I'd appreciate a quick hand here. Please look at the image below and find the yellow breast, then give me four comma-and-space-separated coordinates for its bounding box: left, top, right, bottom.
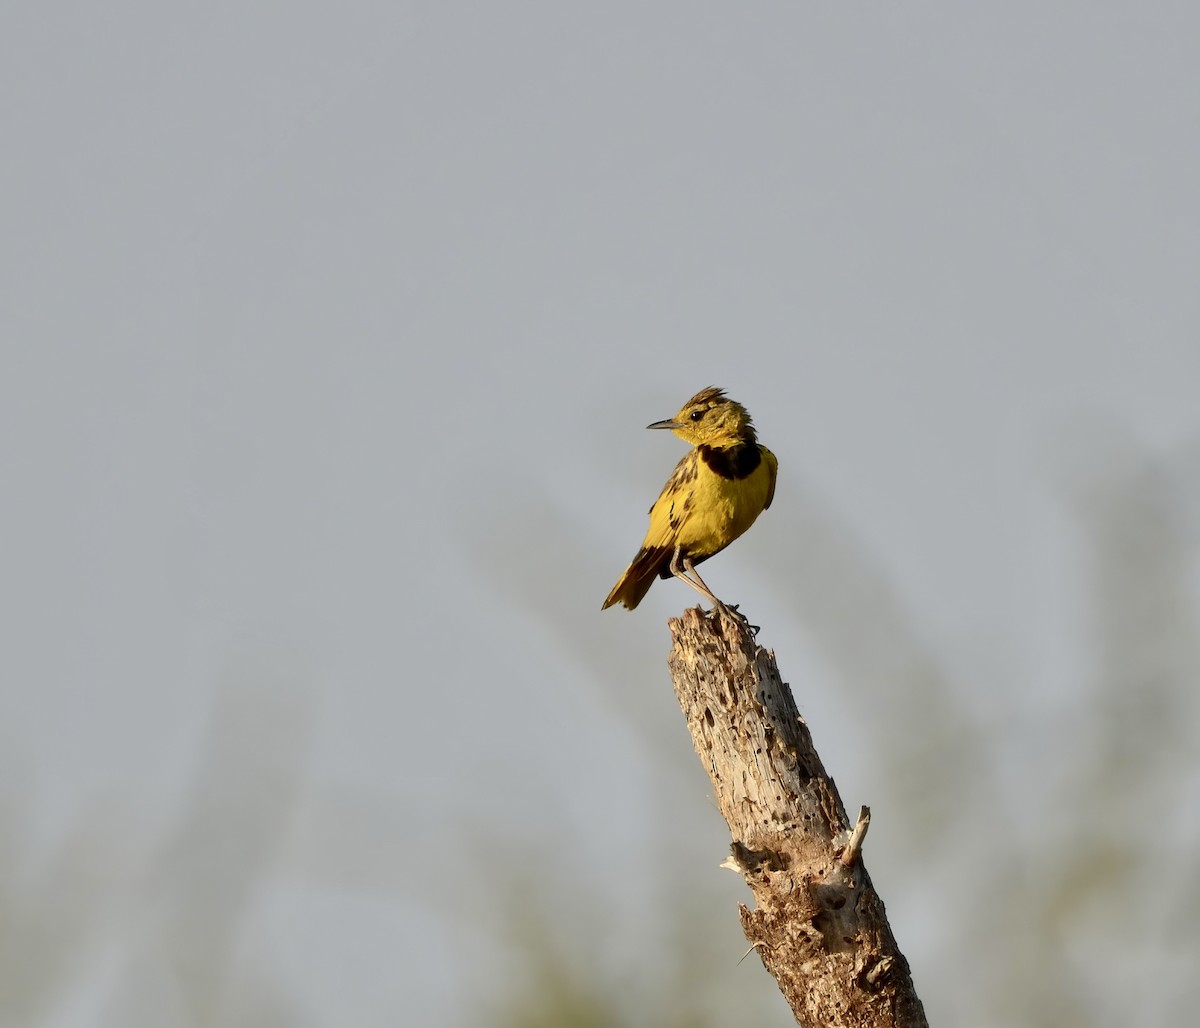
642, 444, 776, 561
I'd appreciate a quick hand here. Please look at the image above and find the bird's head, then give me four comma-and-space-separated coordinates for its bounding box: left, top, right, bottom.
648, 387, 756, 447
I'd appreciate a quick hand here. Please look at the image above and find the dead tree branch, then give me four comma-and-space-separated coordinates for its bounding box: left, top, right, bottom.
667, 607, 927, 1028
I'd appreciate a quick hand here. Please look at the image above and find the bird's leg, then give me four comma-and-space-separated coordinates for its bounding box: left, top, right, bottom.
668, 546, 720, 607
669, 547, 744, 622
681, 556, 726, 612
668, 548, 758, 631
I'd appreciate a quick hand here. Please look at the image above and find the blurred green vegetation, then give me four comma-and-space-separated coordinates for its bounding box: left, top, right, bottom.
3, 433, 1197, 1026
472, 431, 1200, 1028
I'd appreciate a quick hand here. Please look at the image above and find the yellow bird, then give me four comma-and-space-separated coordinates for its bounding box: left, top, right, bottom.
603, 387, 777, 612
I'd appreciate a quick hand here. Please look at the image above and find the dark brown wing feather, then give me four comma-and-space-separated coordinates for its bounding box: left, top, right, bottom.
601, 545, 673, 610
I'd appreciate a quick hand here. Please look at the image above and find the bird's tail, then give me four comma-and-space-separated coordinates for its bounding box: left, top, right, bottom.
602, 546, 672, 610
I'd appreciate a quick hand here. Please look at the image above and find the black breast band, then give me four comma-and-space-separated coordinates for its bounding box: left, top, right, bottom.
699, 443, 762, 480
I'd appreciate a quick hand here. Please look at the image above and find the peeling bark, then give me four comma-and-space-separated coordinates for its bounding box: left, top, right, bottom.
667, 607, 927, 1028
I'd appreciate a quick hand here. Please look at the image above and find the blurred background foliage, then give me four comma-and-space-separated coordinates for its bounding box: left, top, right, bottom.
6, 5, 1200, 1026
4, 431, 1196, 1027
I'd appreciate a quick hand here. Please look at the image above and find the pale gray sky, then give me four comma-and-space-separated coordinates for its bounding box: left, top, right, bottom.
4, 3, 1199, 1025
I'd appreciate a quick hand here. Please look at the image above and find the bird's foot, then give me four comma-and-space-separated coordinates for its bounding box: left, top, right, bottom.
710, 602, 760, 636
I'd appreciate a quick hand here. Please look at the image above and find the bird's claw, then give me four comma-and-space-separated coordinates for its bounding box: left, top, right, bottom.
710, 602, 760, 636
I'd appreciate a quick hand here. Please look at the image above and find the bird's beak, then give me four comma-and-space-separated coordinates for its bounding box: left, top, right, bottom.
646, 418, 682, 430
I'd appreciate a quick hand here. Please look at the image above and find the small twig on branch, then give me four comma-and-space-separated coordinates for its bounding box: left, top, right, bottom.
666, 607, 926, 1028
737, 939, 775, 967
841, 806, 872, 867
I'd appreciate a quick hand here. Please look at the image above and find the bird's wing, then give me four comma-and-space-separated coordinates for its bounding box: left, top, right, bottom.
761, 445, 778, 510
642, 450, 699, 546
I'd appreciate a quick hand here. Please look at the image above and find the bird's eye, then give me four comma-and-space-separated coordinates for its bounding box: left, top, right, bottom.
689, 409, 704, 421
